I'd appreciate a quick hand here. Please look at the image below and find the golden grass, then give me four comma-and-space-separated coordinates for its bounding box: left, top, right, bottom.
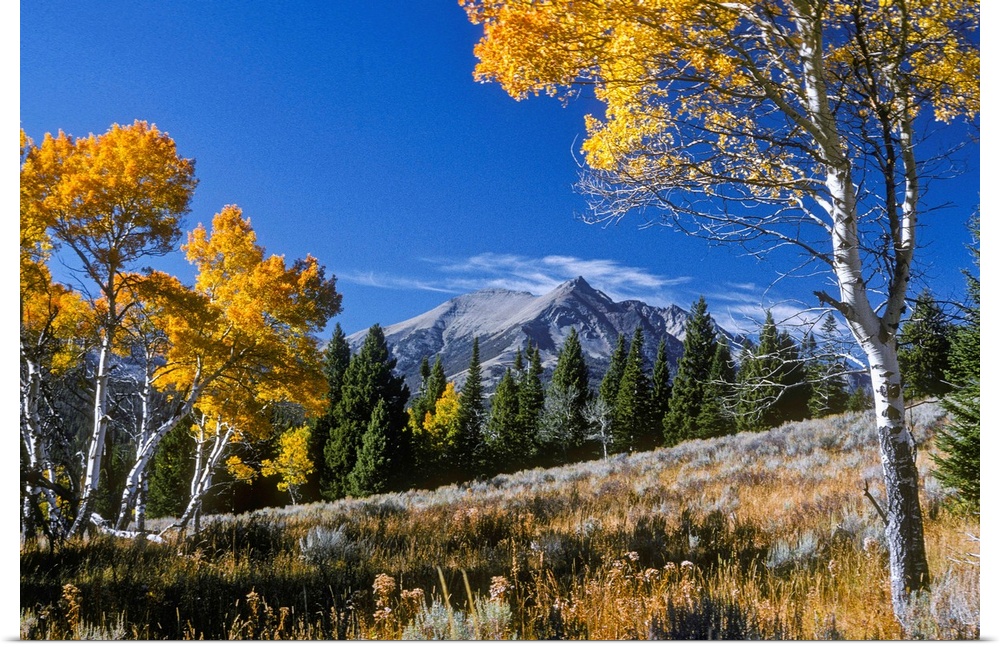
20, 402, 978, 639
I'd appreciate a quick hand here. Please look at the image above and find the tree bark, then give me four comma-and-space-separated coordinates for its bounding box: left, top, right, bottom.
69, 334, 113, 537
867, 342, 930, 622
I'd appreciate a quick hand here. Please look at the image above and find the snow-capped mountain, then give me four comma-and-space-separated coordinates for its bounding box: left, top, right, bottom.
346, 276, 718, 393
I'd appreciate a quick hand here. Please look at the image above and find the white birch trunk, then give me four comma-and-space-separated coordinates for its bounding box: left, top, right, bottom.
792, 2, 928, 625
115, 366, 207, 530
161, 417, 235, 537
69, 333, 113, 536
21, 356, 69, 538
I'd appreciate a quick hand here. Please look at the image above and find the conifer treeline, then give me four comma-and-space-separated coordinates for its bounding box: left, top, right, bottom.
143, 235, 979, 516
303, 296, 871, 501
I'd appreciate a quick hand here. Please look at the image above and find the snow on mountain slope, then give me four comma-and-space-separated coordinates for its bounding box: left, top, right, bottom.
346, 277, 713, 393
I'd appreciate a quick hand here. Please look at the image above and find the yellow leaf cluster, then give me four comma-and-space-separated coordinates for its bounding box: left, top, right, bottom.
20, 120, 197, 272
261, 425, 314, 493
20, 260, 94, 375
417, 382, 461, 454
226, 455, 258, 484
462, 0, 978, 203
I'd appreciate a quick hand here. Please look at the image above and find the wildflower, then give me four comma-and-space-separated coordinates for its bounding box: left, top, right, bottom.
663, 562, 678, 574
373, 573, 396, 606
401, 588, 425, 607
489, 576, 511, 602
681, 560, 695, 572
642, 568, 660, 582
626, 551, 640, 562
60, 584, 82, 633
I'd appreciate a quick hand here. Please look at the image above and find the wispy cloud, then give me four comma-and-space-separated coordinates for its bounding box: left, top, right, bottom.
344, 252, 692, 306
700, 281, 837, 337
338, 271, 459, 294
343, 253, 831, 338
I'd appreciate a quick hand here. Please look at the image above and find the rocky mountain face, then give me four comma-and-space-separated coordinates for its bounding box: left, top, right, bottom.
346, 277, 712, 394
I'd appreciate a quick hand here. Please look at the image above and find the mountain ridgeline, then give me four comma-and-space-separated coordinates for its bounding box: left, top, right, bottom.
346, 277, 726, 392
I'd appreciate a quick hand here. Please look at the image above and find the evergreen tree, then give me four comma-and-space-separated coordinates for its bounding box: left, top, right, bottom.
419, 356, 432, 389
600, 333, 627, 405
346, 399, 391, 497
846, 386, 873, 412
547, 328, 591, 459
454, 338, 486, 480
664, 297, 718, 445
934, 383, 979, 513
933, 218, 979, 513
517, 344, 545, 449
427, 357, 447, 408
651, 338, 672, 427
323, 324, 410, 499
612, 328, 654, 452
805, 315, 851, 418
513, 348, 525, 375
735, 311, 784, 432
776, 329, 810, 423
146, 424, 194, 519
307, 323, 352, 501
899, 289, 953, 400
486, 369, 534, 472
696, 339, 736, 438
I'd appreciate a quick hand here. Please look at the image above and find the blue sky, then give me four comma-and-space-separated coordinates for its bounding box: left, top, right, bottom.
20, 1, 981, 339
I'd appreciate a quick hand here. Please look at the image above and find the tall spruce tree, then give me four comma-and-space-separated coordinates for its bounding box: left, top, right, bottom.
454, 338, 486, 480
600, 333, 627, 406
934, 218, 979, 513
146, 424, 194, 519
696, 339, 736, 438
612, 328, 654, 452
805, 315, 851, 418
735, 311, 785, 432
651, 338, 672, 427
346, 399, 391, 497
307, 323, 352, 501
323, 324, 410, 499
547, 328, 591, 458
898, 289, 954, 400
486, 369, 533, 472
517, 343, 545, 450
664, 297, 718, 445
776, 330, 810, 423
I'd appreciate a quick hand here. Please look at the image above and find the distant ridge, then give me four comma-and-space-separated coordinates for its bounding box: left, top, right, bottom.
347, 277, 722, 393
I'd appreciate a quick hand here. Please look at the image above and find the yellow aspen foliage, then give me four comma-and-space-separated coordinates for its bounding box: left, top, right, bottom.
261, 425, 314, 498
20, 120, 197, 280
20, 260, 93, 375
179, 205, 341, 417
461, 0, 979, 209
420, 383, 461, 455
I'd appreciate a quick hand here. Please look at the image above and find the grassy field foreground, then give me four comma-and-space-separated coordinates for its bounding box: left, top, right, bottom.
20, 402, 978, 639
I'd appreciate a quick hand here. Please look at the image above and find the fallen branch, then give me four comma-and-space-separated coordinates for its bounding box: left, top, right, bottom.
88, 513, 165, 543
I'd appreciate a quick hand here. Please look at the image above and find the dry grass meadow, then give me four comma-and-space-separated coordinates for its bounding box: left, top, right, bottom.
20, 401, 978, 639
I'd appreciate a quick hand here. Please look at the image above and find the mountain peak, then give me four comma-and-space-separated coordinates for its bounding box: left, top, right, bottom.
347, 277, 700, 394
549, 275, 612, 307
557, 275, 593, 292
